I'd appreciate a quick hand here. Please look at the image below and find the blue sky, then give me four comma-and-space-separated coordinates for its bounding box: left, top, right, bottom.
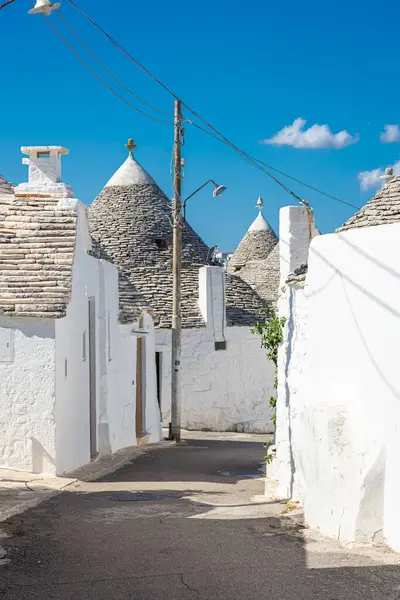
1, 0, 400, 251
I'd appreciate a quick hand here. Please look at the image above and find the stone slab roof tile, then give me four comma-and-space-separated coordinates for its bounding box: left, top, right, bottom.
89, 152, 272, 328
0, 195, 77, 318
336, 176, 400, 232
0, 175, 14, 196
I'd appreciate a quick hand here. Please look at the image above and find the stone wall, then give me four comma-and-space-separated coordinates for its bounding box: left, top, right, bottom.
157, 326, 275, 433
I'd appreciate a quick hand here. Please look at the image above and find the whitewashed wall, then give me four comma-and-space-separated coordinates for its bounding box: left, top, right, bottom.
56, 203, 161, 475
278, 219, 400, 551
0, 318, 56, 474
157, 326, 275, 433
275, 206, 319, 497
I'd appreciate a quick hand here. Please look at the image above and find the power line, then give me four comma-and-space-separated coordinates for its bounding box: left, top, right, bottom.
56, 12, 172, 118
42, 16, 173, 125
188, 122, 361, 210
0, 0, 16, 9
67, 0, 357, 211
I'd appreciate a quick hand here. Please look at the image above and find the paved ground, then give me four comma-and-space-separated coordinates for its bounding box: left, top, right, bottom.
1, 432, 400, 599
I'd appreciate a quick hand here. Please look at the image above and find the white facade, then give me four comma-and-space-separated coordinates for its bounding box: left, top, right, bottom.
275, 206, 400, 551
0, 318, 56, 473
157, 266, 275, 433
0, 147, 161, 476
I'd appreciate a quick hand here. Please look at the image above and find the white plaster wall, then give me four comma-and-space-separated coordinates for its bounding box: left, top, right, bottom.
56, 203, 161, 474
157, 327, 275, 433
281, 222, 400, 550
275, 206, 318, 498
55, 204, 99, 475
142, 313, 162, 443
0, 318, 56, 474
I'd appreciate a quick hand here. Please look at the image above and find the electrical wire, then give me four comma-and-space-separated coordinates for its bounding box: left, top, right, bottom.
0, 0, 16, 9
42, 16, 173, 125
188, 121, 361, 210
56, 12, 172, 118
66, 0, 358, 210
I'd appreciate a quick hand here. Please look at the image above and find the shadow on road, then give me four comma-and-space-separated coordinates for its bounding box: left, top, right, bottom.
1, 437, 400, 599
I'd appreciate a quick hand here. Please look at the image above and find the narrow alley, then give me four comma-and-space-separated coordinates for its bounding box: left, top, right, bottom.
1, 434, 400, 599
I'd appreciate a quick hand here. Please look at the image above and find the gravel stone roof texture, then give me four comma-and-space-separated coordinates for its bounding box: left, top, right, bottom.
336, 176, 400, 232
0, 193, 77, 318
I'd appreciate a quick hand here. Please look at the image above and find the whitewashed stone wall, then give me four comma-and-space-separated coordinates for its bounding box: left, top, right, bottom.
275, 206, 318, 497
275, 214, 400, 552
0, 318, 56, 474
157, 326, 275, 433
56, 202, 161, 474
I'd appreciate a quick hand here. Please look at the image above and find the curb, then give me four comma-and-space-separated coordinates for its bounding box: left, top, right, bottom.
0, 439, 173, 523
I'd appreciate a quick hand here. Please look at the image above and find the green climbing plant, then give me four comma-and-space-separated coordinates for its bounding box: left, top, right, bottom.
251, 307, 286, 427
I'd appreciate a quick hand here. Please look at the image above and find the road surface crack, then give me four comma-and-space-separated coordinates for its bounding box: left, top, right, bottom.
180, 573, 200, 599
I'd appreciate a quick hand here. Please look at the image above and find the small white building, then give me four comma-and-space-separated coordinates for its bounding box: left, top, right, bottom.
89, 143, 279, 433
0, 146, 161, 476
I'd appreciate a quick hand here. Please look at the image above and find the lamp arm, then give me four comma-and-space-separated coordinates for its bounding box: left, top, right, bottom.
183, 180, 217, 220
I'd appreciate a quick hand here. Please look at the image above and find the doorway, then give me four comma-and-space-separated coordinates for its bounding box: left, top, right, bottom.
136, 322, 146, 437
88, 297, 97, 459
155, 351, 162, 411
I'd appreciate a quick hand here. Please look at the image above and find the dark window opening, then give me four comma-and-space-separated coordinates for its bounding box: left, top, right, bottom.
37, 151, 51, 159
215, 341, 227, 351
155, 239, 168, 250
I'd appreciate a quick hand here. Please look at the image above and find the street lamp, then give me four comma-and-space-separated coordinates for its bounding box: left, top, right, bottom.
28, 0, 60, 15
183, 180, 227, 220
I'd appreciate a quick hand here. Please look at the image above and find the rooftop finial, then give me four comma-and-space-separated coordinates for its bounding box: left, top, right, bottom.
380, 167, 395, 184
125, 138, 136, 156
256, 196, 264, 212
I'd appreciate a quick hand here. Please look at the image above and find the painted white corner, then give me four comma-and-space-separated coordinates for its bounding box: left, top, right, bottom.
198, 266, 226, 343
275, 205, 317, 499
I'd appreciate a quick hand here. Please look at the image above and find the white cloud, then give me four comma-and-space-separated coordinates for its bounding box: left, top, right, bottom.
380, 124, 400, 143
358, 160, 400, 191
261, 117, 359, 149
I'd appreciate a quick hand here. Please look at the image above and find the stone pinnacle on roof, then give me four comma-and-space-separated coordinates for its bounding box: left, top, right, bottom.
228, 197, 278, 270
336, 173, 400, 232
248, 197, 273, 232
227, 196, 279, 306
105, 139, 156, 187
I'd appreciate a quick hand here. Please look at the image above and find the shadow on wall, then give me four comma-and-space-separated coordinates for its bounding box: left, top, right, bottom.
31, 438, 55, 475
355, 446, 386, 544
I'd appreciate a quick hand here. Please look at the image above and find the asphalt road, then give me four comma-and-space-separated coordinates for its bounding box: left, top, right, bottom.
1, 433, 400, 599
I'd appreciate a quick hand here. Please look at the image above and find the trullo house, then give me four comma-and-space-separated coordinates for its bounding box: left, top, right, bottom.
89, 142, 280, 433
0, 146, 161, 476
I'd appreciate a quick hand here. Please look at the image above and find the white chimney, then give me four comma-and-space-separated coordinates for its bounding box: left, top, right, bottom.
14, 146, 74, 197
198, 266, 227, 349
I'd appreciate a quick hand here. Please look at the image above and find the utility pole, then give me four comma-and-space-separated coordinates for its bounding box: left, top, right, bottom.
170, 99, 183, 442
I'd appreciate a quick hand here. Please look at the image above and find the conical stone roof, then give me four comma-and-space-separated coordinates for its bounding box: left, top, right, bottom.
89, 143, 271, 328
227, 197, 279, 306
0, 174, 14, 195
336, 174, 400, 232
88, 147, 210, 327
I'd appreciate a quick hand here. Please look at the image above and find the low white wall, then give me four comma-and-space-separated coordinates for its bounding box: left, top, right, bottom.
0, 318, 56, 474
280, 221, 400, 550
157, 326, 275, 433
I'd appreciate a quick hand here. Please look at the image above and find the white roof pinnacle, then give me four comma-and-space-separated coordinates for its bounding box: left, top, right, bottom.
248, 196, 272, 232
105, 141, 155, 187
